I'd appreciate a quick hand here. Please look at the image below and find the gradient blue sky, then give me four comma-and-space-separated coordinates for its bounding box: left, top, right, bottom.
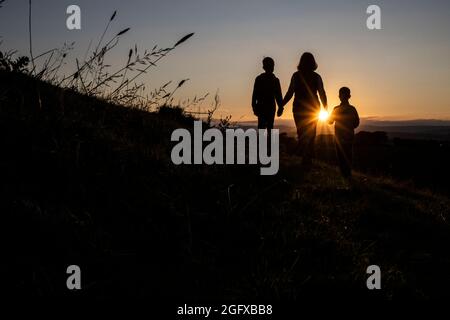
1, 0, 449, 120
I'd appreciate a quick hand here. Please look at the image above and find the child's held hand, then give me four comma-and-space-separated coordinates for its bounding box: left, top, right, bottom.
277, 108, 284, 117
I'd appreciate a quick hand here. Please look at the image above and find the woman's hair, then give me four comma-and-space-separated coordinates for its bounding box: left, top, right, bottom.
297, 52, 318, 72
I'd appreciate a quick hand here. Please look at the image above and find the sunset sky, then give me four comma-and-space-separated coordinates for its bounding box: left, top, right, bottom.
1, 0, 449, 121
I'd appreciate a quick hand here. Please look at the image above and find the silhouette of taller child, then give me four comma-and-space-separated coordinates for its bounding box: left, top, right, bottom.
252, 57, 283, 130
279, 52, 328, 166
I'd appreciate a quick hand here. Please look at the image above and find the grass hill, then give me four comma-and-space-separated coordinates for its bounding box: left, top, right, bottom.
1, 70, 450, 300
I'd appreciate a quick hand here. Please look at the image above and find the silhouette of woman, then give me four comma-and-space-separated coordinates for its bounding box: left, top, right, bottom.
279, 52, 328, 166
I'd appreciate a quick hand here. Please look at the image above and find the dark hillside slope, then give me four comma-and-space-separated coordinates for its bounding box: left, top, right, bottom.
1, 70, 450, 300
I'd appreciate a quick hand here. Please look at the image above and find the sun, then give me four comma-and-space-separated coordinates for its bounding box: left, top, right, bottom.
318, 110, 329, 122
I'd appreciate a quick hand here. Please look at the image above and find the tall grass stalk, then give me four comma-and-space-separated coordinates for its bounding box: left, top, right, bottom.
28, 0, 35, 72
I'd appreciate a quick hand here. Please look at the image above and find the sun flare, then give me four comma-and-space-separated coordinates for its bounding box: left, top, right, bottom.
318, 110, 329, 122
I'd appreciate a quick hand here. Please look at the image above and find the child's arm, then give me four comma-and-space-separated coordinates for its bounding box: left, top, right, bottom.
352, 107, 360, 128
328, 108, 336, 125
275, 78, 283, 110
252, 78, 259, 115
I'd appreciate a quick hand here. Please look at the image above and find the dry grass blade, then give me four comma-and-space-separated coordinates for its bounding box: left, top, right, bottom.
174, 33, 195, 47
178, 79, 188, 88
116, 28, 131, 37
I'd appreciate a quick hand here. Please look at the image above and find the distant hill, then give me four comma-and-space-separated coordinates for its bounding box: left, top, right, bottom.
238, 118, 450, 140
361, 118, 450, 127
359, 119, 450, 140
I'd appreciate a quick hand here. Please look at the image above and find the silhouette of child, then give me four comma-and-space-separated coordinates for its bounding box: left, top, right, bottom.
328, 87, 360, 178
252, 57, 283, 130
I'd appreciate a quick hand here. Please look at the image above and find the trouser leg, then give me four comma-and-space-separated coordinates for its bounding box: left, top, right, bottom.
302, 121, 317, 165
293, 113, 304, 156
258, 114, 275, 154
336, 141, 352, 178
294, 115, 317, 165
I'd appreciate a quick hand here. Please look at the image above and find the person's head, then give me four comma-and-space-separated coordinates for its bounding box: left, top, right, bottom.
339, 87, 351, 102
262, 57, 275, 73
297, 52, 318, 72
